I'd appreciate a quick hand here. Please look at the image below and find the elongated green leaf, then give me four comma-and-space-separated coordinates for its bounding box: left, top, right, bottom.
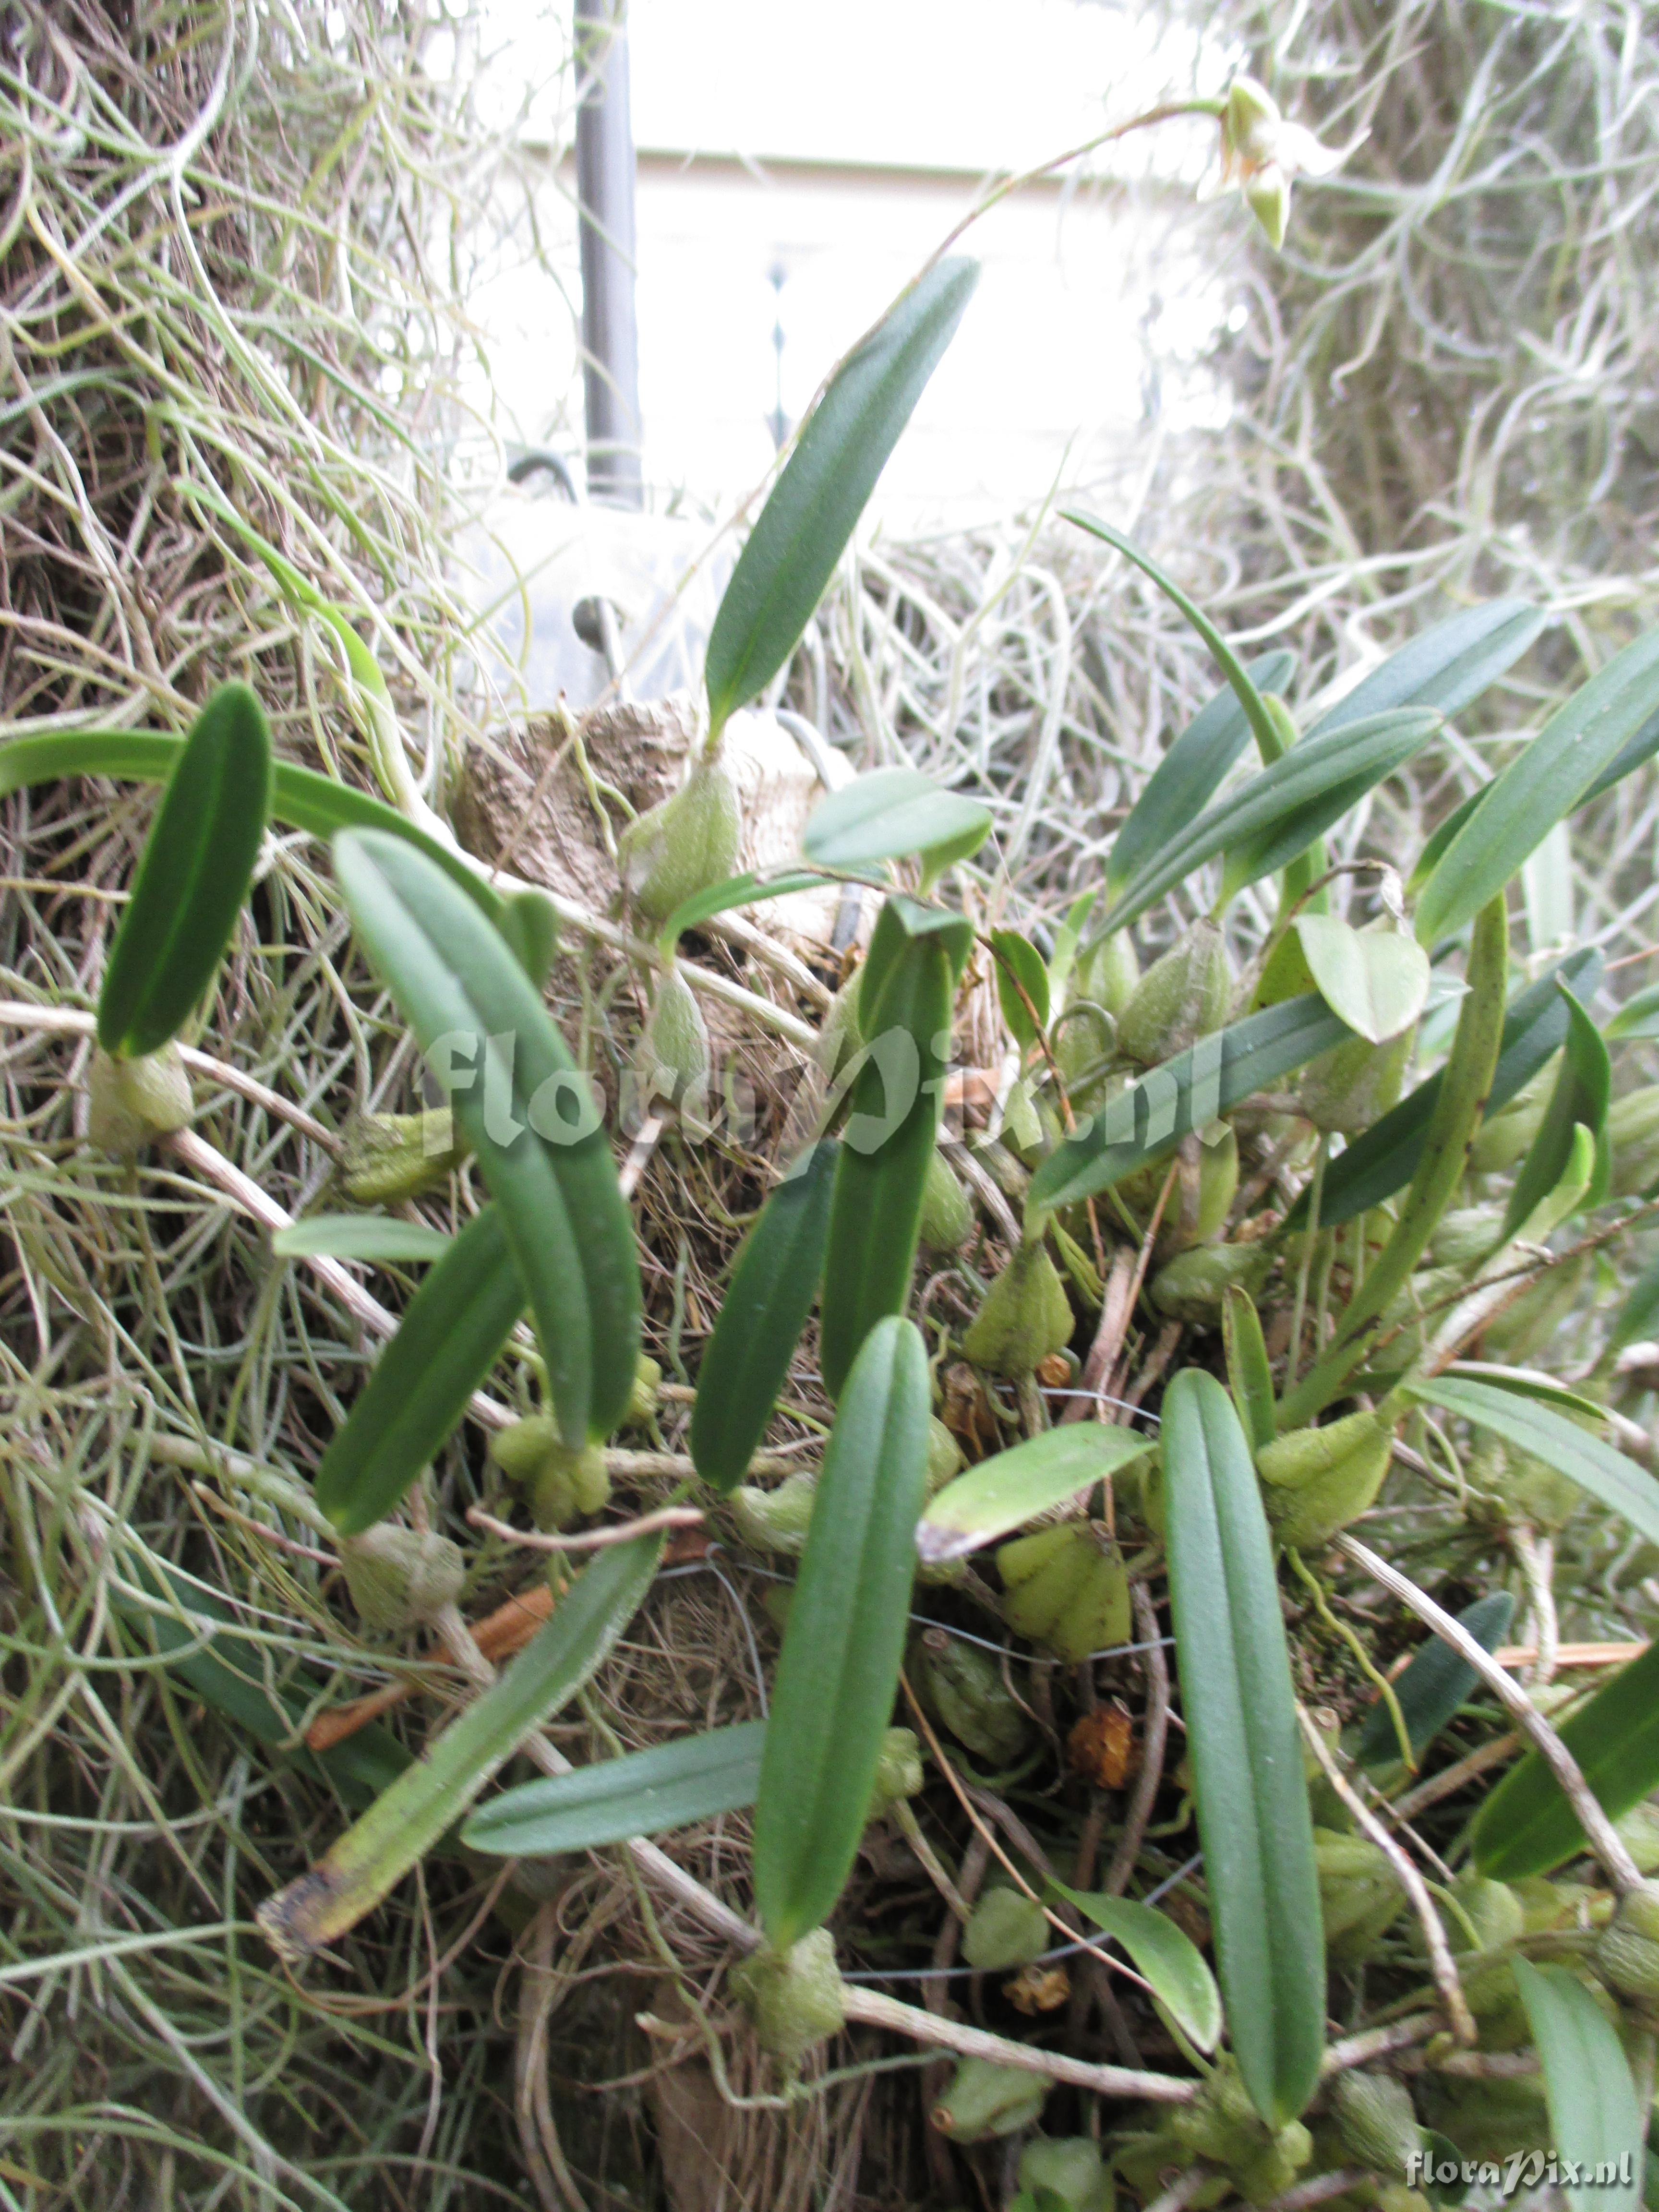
753, 1316, 929, 1947
1606, 982, 1659, 1043
706, 259, 979, 736
1400, 1374, 1659, 1550
332, 830, 640, 1446
1027, 993, 1353, 1219
1064, 511, 1283, 765
258, 1533, 661, 1959
991, 928, 1051, 1051
1049, 1880, 1223, 2053
1503, 986, 1610, 1236
313, 1205, 524, 1535
96, 685, 273, 1058
271, 1214, 453, 1264
819, 899, 970, 1398
916, 1426, 1150, 1563
1102, 710, 1440, 935
1579, 698, 1659, 810
0, 728, 514, 935
1611, 1251, 1659, 1354
1160, 1370, 1324, 2126
1357, 1590, 1515, 1768
1515, 1959, 1643, 2212
1442, 1362, 1606, 1420
660, 868, 840, 948
1310, 600, 1546, 736
463, 1721, 766, 1857
1472, 1635, 1659, 1878
691, 1140, 839, 1494
1279, 897, 1509, 1428
1294, 917, 1430, 1046
1045, 888, 1098, 1003
117, 1551, 409, 1806
1287, 949, 1604, 1231
1105, 654, 1297, 900
1417, 628, 1659, 946
1223, 1284, 1277, 1452
1408, 787, 1487, 898
803, 767, 992, 874
500, 889, 559, 986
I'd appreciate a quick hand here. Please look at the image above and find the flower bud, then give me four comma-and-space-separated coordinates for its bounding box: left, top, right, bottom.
1468, 1433, 1582, 1532
730, 1928, 845, 2069
1017, 2135, 1114, 2212
629, 1354, 662, 1428
338, 1108, 466, 1204
1242, 165, 1291, 251
1073, 929, 1140, 1019
919, 1148, 975, 1250
1235, 2125, 1313, 2205
1450, 1871, 1525, 1954
730, 1473, 817, 1555
1315, 1827, 1406, 1960
998, 1523, 1131, 1662
910, 1630, 1031, 1766
930, 2056, 1047, 2141
617, 756, 742, 925
962, 1887, 1049, 1972
1148, 1240, 1270, 1323
635, 965, 712, 1134
963, 1238, 1074, 1376
1297, 1029, 1412, 1135
1595, 1881, 1659, 2001
1611, 1085, 1659, 1198
1054, 1003, 1117, 1107
1255, 1409, 1392, 1550
866, 1726, 924, 1817
1327, 2070, 1423, 2179
338, 1525, 465, 1633
926, 1416, 965, 1495
489, 1415, 610, 1529
88, 1043, 193, 1158
1616, 1799, 1659, 1875
1223, 73, 1282, 168
1118, 921, 1233, 1066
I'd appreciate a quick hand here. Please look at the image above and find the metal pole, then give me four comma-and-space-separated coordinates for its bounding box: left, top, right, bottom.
574, 0, 643, 506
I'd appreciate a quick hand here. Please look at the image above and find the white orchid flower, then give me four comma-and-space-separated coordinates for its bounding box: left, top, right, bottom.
1216, 75, 1358, 250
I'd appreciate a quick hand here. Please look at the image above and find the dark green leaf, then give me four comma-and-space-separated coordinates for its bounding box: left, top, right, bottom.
1400, 1374, 1659, 1551
1027, 994, 1353, 1219
706, 259, 979, 735
314, 1205, 524, 1535
916, 1425, 1151, 1563
499, 890, 559, 986
691, 1140, 839, 1493
332, 830, 640, 1446
1223, 1284, 1277, 1452
271, 1214, 453, 1264
1049, 1880, 1222, 2052
1105, 652, 1297, 899
1502, 986, 1610, 1235
1357, 1591, 1515, 1768
1287, 949, 1604, 1231
97, 684, 273, 1057
1160, 1370, 1324, 2127
803, 767, 991, 874
1408, 787, 1487, 899
1579, 699, 1659, 809
1515, 1960, 1643, 2212
991, 928, 1051, 1051
659, 868, 841, 949
259, 1533, 662, 1959
1416, 627, 1659, 945
753, 1316, 929, 1947
1309, 600, 1546, 736
463, 1722, 766, 1857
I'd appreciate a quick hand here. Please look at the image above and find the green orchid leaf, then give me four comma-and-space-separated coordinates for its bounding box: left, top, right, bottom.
659, 868, 842, 949
1027, 993, 1353, 1220
332, 830, 640, 1446
1357, 1590, 1515, 1769
313, 1205, 524, 1536
1502, 985, 1610, 1237
1310, 600, 1546, 737
271, 1214, 454, 1265
1400, 1373, 1659, 1550
463, 1721, 766, 1858
753, 1316, 930, 1947
1160, 1369, 1324, 2127
1610, 1251, 1659, 1355
498, 890, 560, 987
1416, 627, 1659, 946
1605, 982, 1659, 1044
916, 1425, 1150, 1563
819, 898, 970, 1399
258, 1532, 662, 1959
1102, 709, 1440, 936
1044, 888, 1099, 1004
803, 767, 992, 875
1286, 948, 1603, 1231
1049, 1880, 1223, 2053
691, 1140, 839, 1494
1408, 788, 1488, 898
96, 684, 273, 1058
1105, 652, 1297, 899
1223, 1284, 1277, 1453
1472, 1636, 1659, 1879
991, 928, 1051, 1051
1441, 1362, 1607, 1421
1578, 698, 1659, 810
706, 259, 979, 737
1515, 1961, 1643, 2212
1295, 916, 1431, 1046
